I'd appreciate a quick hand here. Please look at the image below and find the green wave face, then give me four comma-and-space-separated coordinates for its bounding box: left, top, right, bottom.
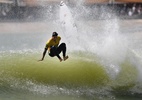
0, 52, 109, 87
0, 52, 138, 89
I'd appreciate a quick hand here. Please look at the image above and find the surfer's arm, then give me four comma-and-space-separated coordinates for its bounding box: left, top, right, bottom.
39, 48, 47, 61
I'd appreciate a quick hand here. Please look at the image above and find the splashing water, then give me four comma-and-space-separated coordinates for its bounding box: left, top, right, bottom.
58, 2, 142, 96
59, 1, 131, 79
0, 1, 142, 99
97, 19, 129, 79
59, 1, 81, 50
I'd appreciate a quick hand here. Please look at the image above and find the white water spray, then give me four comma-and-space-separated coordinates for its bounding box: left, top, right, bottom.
59, 1, 79, 50
59, 1, 142, 80
97, 19, 129, 79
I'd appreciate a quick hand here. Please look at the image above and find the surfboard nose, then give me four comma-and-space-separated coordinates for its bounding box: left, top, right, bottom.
60, 1, 64, 6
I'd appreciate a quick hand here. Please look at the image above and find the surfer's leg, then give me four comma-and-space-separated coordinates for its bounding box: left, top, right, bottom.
50, 46, 62, 59
57, 43, 66, 57
57, 43, 68, 61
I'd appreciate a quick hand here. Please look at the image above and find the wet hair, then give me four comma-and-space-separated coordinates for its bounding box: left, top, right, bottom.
52, 32, 58, 37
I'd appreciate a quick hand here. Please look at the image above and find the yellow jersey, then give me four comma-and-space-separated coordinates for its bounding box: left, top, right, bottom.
45, 36, 61, 51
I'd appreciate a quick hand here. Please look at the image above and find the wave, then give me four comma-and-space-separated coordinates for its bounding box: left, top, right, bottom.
0, 51, 138, 89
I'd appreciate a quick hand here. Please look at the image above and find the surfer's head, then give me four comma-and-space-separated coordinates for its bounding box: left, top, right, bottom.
52, 32, 58, 37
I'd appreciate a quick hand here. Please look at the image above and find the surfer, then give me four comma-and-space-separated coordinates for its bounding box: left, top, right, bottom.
39, 32, 68, 62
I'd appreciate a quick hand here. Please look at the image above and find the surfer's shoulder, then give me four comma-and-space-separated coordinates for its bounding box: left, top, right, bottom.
57, 36, 61, 40
46, 38, 53, 44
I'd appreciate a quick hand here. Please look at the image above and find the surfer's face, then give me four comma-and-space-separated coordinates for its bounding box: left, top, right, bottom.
52, 36, 57, 40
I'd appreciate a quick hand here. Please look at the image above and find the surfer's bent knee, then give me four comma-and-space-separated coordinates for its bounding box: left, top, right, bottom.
61, 43, 66, 47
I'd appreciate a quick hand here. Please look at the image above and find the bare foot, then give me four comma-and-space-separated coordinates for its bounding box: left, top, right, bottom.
63, 56, 69, 61
59, 58, 63, 62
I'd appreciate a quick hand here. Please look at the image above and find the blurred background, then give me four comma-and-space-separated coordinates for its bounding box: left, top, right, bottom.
0, 0, 141, 21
